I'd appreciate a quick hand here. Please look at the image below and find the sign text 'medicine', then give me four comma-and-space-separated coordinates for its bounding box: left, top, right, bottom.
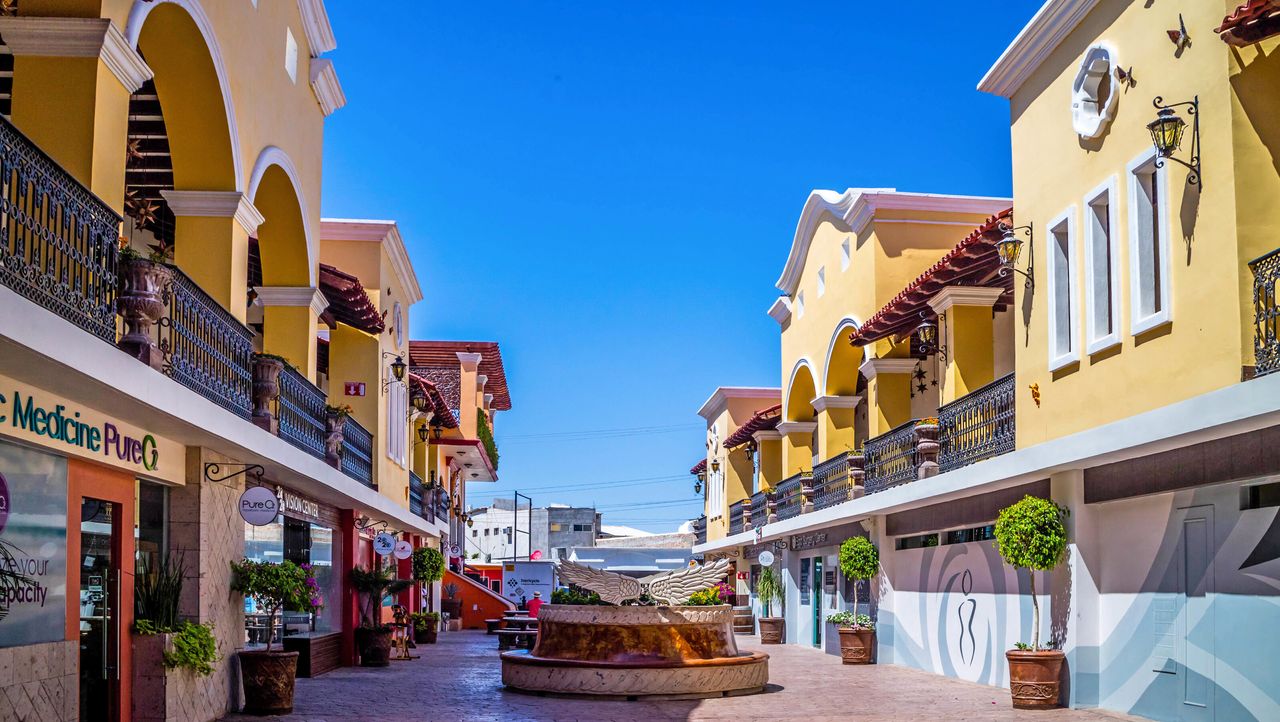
0, 391, 158, 471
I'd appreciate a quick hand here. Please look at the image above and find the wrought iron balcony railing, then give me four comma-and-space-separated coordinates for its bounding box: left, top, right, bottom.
160, 265, 254, 417
728, 499, 748, 536
864, 419, 920, 494
276, 365, 327, 460
409, 471, 425, 518
0, 115, 121, 343
939, 373, 1016, 473
340, 416, 374, 488
813, 450, 860, 510
1251, 248, 1280, 377
693, 515, 707, 545
773, 471, 812, 521
749, 489, 772, 528
435, 486, 451, 520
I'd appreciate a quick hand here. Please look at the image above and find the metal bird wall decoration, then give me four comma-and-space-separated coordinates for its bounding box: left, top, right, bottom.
556, 558, 731, 605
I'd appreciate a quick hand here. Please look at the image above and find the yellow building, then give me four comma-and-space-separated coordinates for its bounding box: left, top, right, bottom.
694, 387, 780, 542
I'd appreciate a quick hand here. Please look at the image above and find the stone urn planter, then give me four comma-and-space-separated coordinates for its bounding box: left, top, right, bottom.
758, 616, 785, 644
836, 627, 875, 664
324, 410, 347, 467
116, 257, 172, 370
914, 420, 940, 479
239, 650, 299, 715
1006, 649, 1065, 709
251, 355, 285, 432
355, 627, 393, 667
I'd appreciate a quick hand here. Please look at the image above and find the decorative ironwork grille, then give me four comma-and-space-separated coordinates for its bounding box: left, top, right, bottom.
728, 499, 748, 536
864, 420, 920, 494
276, 365, 327, 460
340, 416, 374, 487
435, 486, 451, 520
159, 265, 253, 417
409, 471, 425, 517
1251, 248, 1280, 377
773, 472, 810, 521
749, 490, 772, 526
0, 115, 120, 342
813, 451, 855, 510
939, 373, 1016, 473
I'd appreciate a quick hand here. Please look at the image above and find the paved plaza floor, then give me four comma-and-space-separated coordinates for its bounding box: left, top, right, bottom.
223, 630, 1139, 721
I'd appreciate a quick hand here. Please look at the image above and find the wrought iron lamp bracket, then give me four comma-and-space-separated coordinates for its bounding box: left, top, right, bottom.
203, 462, 264, 484
1152, 96, 1201, 188
381, 351, 407, 393
918, 310, 949, 363
997, 222, 1035, 291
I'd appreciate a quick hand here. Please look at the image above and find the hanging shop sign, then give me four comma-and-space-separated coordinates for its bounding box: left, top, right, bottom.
373, 532, 396, 556
0, 375, 183, 484
239, 486, 280, 526
393, 540, 413, 560
274, 485, 320, 523
0, 442, 68, 649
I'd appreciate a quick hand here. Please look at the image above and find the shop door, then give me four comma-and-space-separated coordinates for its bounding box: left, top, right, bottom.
811, 557, 823, 648
1177, 505, 1214, 722
79, 498, 121, 722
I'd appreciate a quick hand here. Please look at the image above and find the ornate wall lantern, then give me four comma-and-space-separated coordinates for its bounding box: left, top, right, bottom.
915, 312, 948, 362
411, 389, 429, 413
1148, 96, 1201, 187
996, 222, 1035, 290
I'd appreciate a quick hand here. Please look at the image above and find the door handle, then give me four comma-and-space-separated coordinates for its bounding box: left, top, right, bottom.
114, 570, 122, 680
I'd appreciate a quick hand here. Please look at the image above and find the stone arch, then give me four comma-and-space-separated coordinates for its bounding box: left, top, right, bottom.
822, 317, 865, 397
783, 359, 818, 423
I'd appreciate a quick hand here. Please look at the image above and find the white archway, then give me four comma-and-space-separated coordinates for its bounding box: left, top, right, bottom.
821, 316, 864, 396
783, 357, 818, 422
248, 146, 317, 285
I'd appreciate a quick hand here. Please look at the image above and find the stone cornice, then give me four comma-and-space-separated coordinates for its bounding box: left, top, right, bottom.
927, 286, 1005, 314
811, 395, 862, 413
160, 190, 264, 236
297, 0, 338, 55
255, 286, 328, 316
858, 358, 918, 380
456, 352, 483, 370
977, 0, 1102, 99
776, 421, 818, 435
767, 296, 791, 326
309, 57, 346, 116
752, 429, 783, 442
0, 17, 152, 92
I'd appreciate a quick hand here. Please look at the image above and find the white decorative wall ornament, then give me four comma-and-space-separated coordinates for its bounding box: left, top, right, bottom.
1071, 45, 1118, 139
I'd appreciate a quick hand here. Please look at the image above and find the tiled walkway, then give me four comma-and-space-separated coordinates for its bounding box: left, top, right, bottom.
223, 630, 1139, 722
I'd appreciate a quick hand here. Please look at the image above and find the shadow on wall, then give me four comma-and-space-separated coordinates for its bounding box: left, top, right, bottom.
1230, 43, 1280, 180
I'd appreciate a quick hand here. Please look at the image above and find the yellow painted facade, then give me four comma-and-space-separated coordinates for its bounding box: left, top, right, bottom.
698, 388, 780, 541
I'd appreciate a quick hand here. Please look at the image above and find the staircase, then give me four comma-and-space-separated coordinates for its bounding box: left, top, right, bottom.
732, 605, 755, 635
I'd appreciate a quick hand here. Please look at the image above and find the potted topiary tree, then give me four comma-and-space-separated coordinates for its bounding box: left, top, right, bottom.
412, 546, 445, 612
409, 611, 440, 644
754, 566, 785, 644
230, 559, 320, 715
832, 535, 879, 664
351, 564, 413, 667
993, 495, 1069, 709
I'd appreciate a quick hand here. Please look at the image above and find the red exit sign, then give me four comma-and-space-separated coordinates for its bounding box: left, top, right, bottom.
344, 382, 366, 396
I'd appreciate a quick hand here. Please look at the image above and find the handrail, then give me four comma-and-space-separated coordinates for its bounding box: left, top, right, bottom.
1251, 248, 1280, 377
938, 373, 1016, 473
728, 499, 748, 536
773, 471, 811, 521
812, 450, 857, 510
864, 419, 920, 494
276, 365, 327, 460
160, 264, 254, 417
340, 416, 375, 488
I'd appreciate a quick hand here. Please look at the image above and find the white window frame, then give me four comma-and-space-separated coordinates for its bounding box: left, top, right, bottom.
386, 369, 408, 467
1082, 176, 1121, 354
817, 267, 826, 297
841, 237, 851, 271
1046, 207, 1080, 372
1127, 148, 1173, 336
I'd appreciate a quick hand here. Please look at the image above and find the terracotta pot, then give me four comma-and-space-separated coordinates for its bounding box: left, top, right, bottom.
116, 258, 172, 370
1006, 649, 1065, 709
324, 412, 347, 467
414, 626, 438, 644
239, 650, 299, 716
251, 356, 284, 428
355, 627, 394, 667
837, 627, 875, 664
758, 616, 785, 644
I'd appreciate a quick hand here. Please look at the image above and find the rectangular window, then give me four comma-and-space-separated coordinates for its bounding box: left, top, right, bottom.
550, 523, 563, 532
1243, 481, 1280, 511
895, 533, 939, 551
573, 524, 591, 532
1128, 149, 1171, 334
1083, 178, 1120, 353
1046, 209, 1079, 371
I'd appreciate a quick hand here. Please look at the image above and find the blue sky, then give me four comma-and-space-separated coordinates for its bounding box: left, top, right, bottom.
320, 3, 1039, 532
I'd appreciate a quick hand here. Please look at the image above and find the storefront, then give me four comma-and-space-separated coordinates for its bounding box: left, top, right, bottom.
242, 480, 347, 677
779, 521, 869, 656
0, 375, 183, 722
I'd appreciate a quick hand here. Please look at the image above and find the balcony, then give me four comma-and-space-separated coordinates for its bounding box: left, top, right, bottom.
939, 373, 1015, 473
692, 515, 707, 545
812, 450, 862, 510
1252, 248, 1279, 378
158, 265, 254, 417
773, 471, 812, 521
863, 420, 920, 494
749, 489, 772, 528
728, 499, 748, 536
435, 486, 451, 521
276, 365, 327, 459
409, 471, 426, 518
340, 416, 375, 488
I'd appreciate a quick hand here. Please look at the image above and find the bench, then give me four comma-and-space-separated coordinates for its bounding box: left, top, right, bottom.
495, 629, 536, 651
484, 619, 502, 634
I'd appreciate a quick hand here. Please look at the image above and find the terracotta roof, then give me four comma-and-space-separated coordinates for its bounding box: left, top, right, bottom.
408, 341, 511, 411
415, 366, 461, 412
850, 209, 1014, 346
690, 459, 706, 476
409, 373, 458, 428
319, 263, 385, 335
723, 404, 782, 449
1217, 0, 1280, 45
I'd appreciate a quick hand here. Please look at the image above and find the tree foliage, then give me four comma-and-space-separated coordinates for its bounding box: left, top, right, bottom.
993, 495, 1068, 572
412, 547, 445, 583
350, 564, 413, 631
754, 566, 784, 618
838, 536, 879, 581
229, 560, 321, 651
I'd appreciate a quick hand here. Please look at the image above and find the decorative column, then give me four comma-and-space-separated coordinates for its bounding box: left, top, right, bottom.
457, 352, 482, 436
927, 286, 1003, 405
777, 420, 817, 477
858, 358, 917, 437
753, 429, 783, 491
812, 395, 862, 461
162, 190, 264, 321
255, 286, 328, 382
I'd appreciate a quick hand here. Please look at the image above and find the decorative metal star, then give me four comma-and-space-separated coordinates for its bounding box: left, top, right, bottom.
916, 382, 928, 394
913, 367, 927, 381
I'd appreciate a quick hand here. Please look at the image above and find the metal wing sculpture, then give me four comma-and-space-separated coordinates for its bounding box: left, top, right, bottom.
557, 559, 644, 605
556, 558, 732, 606
642, 558, 731, 605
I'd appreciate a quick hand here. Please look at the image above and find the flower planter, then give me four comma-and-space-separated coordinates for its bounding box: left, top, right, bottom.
355, 627, 393, 667
251, 356, 284, 433
1006, 649, 1064, 709
324, 412, 346, 468
117, 257, 172, 370
758, 616, 785, 644
414, 626, 438, 644
239, 650, 299, 715
836, 627, 875, 664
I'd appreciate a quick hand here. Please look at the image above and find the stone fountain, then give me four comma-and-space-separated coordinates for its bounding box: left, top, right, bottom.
500, 558, 769, 698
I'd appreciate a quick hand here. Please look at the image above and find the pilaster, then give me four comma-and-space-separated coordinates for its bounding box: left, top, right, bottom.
928, 286, 1002, 404
859, 358, 916, 436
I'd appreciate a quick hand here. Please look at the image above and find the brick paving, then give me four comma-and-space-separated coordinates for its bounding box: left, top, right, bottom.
223, 630, 1140, 722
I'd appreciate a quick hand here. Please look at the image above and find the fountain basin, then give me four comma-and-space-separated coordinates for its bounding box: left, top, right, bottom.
500, 604, 768, 698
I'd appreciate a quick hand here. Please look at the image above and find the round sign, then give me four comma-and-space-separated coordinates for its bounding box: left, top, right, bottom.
373, 532, 396, 556
758, 550, 775, 567
393, 540, 413, 560
239, 486, 279, 526
448, 544, 461, 557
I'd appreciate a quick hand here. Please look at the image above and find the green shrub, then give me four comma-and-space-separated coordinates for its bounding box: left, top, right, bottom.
412, 547, 445, 584
351, 565, 412, 632
551, 587, 604, 605
230, 560, 321, 651
825, 611, 873, 630
409, 611, 440, 632
135, 554, 184, 631
993, 495, 1068, 650
135, 620, 218, 676
837, 536, 879, 627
